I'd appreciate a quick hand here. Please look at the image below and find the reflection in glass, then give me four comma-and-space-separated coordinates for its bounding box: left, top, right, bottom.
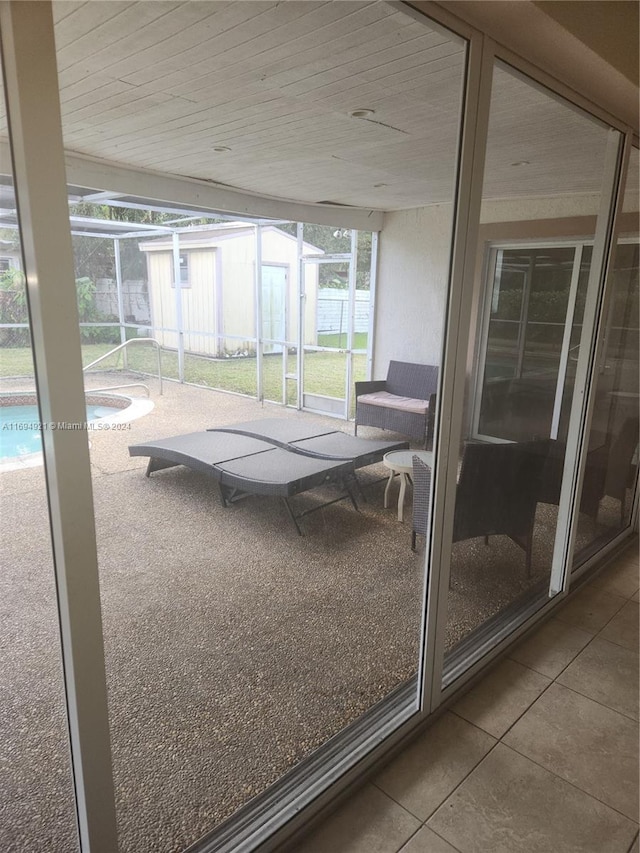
479, 246, 578, 441
444, 62, 619, 676
573, 146, 639, 563
478, 245, 597, 443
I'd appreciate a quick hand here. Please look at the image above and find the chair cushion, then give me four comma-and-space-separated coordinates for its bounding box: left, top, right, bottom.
358, 391, 429, 415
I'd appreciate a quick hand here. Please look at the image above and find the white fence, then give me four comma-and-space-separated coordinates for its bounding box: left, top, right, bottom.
95, 278, 150, 323
316, 288, 370, 336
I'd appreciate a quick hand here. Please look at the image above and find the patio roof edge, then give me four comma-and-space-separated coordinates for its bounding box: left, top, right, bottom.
55, 146, 385, 232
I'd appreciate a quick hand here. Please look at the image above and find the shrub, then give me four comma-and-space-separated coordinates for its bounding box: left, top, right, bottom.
0, 271, 122, 347
0, 268, 29, 346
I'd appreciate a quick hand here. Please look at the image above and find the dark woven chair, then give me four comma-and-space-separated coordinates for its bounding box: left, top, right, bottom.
355, 360, 439, 447
452, 440, 549, 576
411, 440, 549, 573
605, 416, 639, 523
411, 454, 432, 551
536, 438, 609, 521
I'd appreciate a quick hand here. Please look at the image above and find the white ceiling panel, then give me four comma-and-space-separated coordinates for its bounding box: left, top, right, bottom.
52, 1, 467, 208
39, 1, 637, 212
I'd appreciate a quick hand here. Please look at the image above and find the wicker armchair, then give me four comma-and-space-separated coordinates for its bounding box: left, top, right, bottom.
604, 416, 639, 523
536, 438, 610, 521
452, 440, 549, 575
411, 439, 549, 573
355, 360, 439, 447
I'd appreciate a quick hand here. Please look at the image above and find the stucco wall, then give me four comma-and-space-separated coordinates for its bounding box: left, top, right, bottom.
374, 205, 454, 377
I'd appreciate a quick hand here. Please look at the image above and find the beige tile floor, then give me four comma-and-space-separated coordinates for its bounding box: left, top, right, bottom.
296, 543, 639, 853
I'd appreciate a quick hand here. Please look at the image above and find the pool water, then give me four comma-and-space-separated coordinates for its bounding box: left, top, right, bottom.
0, 404, 121, 460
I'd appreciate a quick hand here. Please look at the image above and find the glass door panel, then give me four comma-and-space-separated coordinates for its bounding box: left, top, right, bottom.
443, 61, 619, 684
261, 263, 288, 354
574, 149, 640, 563
261, 262, 291, 405
0, 92, 79, 852
0, 312, 80, 853
52, 4, 467, 850
301, 230, 376, 419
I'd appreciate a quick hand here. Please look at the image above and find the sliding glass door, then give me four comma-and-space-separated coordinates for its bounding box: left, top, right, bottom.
6, 5, 467, 852
474, 193, 638, 572
0, 74, 80, 853
438, 59, 624, 689
573, 147, 639, 565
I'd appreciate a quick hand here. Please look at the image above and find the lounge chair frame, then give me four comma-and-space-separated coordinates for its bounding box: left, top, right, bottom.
130, 419, 408, 534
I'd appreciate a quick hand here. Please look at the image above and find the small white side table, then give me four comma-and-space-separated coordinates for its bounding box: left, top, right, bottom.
382, 449, 434, 522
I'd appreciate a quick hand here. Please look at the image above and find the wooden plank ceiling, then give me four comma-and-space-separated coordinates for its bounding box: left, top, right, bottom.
5, 2, 635, 211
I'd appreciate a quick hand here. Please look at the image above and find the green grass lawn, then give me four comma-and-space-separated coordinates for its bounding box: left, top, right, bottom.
317, 332, 368, 350
1, 342, 367, 413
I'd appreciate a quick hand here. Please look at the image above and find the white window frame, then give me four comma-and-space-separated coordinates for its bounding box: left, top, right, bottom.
472, 236, 640, 446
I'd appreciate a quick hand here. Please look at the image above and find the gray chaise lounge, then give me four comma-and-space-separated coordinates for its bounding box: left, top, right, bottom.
129, 418, 408, 534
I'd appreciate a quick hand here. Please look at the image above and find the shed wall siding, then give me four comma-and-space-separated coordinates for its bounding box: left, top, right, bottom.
144, 228, 320, 356
219, 236, 256, 352
147, 252, 176, 350
182, 249, 217, 355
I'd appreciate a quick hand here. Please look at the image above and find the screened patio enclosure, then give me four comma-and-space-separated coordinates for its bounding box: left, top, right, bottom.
0, 3, 637, 853
0, 199, 375, 419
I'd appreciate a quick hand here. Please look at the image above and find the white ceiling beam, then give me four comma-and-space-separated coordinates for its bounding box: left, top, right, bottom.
0, 140, 385, 229
60, 148, 385, 231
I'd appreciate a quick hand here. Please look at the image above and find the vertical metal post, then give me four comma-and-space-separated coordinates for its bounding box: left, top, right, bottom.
0, 3, 118, 850
172, 231, 184, 381
367, 231, 379, 380
423, 34, 494, 713
549, 129, 625, 594
550, 244, 583, 439
515, 254, 534, 378
470, 247, 500, 438
255, 224, 264, 402
214, 247, 224, 357
297, 222, 304, 410
345, 229, 358, 418
114, 237, 128, 369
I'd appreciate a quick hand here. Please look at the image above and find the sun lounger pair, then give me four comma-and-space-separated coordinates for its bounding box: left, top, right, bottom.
129, 418, 408, 534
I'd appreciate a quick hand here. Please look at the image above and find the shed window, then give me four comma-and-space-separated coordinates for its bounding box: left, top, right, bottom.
172, 253, 191, 287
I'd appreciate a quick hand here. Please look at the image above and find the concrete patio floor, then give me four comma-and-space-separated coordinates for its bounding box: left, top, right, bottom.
0, 374, 628, 853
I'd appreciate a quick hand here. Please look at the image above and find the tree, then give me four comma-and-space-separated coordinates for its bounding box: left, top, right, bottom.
277, 222, 373, 289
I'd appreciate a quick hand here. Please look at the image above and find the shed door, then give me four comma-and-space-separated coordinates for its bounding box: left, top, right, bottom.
262, 264, 287, 354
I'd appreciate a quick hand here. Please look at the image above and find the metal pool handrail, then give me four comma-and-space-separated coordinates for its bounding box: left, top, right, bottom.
82, 337, 163, 395
87, 383, 151, 398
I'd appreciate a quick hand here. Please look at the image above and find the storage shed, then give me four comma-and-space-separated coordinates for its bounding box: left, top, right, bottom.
139, 223, 321, 357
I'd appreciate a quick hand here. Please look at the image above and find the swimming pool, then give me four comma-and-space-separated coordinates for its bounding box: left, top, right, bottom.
0, 392, 151, 468
0, 403, 123, 460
